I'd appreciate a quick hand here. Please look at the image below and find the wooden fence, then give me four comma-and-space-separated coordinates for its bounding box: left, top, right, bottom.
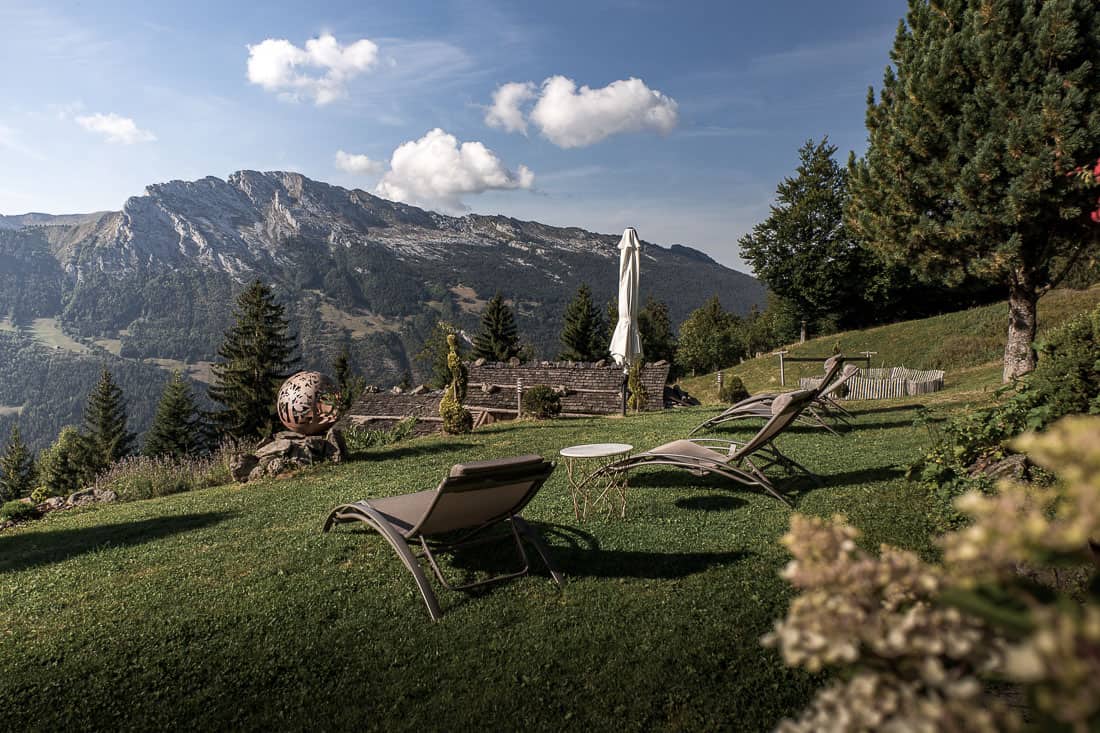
799, 366, 944, 400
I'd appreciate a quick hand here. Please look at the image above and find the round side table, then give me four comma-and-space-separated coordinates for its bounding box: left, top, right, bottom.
559, 443, 633, 519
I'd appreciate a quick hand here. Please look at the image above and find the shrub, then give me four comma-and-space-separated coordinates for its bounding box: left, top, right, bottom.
767, 417, 1100, 732
718, 374, 750, 404
344, 418, 418, 453
440, 334, 473, 434
29, 486, 50, 504
522, 385, 561, 419
909, 304, 1100, 529
626, 362, 648, 412
0, 500, 37, 522
91, 444, 234, 502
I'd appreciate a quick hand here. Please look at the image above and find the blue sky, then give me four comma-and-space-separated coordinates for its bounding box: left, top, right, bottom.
0, 0, 906, 271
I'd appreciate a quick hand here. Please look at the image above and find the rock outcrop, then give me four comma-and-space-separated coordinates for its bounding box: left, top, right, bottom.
231, 428, 347, 483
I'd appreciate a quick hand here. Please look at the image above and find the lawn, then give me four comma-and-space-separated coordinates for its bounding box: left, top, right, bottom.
0, 400, 942, 732
680, 284, 1100, 401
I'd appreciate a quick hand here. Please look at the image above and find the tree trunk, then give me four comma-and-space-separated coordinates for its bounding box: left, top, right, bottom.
1002, 281, 1037, 383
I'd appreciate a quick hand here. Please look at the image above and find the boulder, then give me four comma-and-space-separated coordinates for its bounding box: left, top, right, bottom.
230, 453, 260, 483
324, 428, 347, 463
255, 438, 294, 459
67, 488, 97, 506
969, 453, 1029, 482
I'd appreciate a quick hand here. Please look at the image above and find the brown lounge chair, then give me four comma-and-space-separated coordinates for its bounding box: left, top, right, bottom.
689, 355, 853, 436
598, 389, 818, 506
322, 454, 563, 621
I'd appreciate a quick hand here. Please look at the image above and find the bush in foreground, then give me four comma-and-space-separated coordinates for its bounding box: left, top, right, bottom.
767, 416, 1100, 731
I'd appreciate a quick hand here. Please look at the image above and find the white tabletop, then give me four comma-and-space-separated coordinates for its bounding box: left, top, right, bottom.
559, 442, 633, 459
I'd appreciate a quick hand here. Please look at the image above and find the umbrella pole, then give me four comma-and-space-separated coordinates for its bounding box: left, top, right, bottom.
621, 367, 628, 416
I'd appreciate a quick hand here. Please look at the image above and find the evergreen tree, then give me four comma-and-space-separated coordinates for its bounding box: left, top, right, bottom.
740, 138, 873, 332
0, 425, 35, 501
848, 0, 1100, 381
82, 368, 135, 474
144, 372, 204, 459
471, 292, 522, 362
559, 283, 606, 362
675, 296, 745, 375
332, 348, 367, 408
638, 298, 677, 365
38, 427, 93, 497
209, 280, 297, 440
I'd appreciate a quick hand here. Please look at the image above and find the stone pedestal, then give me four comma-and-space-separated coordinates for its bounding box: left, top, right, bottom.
231, 427, 347, 483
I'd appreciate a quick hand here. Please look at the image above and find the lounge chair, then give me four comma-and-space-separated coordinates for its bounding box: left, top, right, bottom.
597, 389, 818, 506
322, 454, 563, 621
690, 355, 851, 436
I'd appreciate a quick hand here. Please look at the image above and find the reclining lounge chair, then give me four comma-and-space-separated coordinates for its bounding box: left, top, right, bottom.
690, 355, 854, 436
597, 389, 818, 507
323, 454, 563, 621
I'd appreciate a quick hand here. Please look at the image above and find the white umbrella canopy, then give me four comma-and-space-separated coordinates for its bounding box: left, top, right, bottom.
609, 227, 643, 367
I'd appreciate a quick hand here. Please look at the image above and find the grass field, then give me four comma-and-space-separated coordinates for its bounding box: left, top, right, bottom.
681, 285, 1100, 401
0, 402, 940, 731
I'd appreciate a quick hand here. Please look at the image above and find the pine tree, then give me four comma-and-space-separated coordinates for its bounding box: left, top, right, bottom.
559, 284, 606, 362
39, 426, 94, 497
740, 138, 872, 332
82, 368, 134, 474
209, 280, 297, 440
332, 348, 367, 409
0, 425, 35, 501
145, 372, 204, 459
849, 0, 1100, 381
471, 293, 522, 362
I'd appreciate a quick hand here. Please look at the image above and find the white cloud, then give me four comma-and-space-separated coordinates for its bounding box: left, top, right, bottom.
485, 76, 678, 148
485, 81, 536, 134
334, 149, 384, 175
75, 113, 156, 144
374, 128, 534, 212
531, 76, 678, 148
246, 33, 379, 105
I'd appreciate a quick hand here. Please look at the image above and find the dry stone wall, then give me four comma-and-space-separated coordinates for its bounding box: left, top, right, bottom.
466, 360, 670, 415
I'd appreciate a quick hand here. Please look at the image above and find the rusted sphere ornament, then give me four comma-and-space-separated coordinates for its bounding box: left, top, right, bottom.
276, 371, 343, 435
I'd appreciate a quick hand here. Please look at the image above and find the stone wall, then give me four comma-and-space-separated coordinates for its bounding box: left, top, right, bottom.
466, 360, 670, 415
338, 391, 443, 435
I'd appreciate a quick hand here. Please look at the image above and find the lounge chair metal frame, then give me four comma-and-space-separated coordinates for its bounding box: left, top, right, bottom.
690, 355, 853, 436
598, 389, 820, 507
323, 455, 564, 621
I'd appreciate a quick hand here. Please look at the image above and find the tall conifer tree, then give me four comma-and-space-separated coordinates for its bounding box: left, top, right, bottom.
145, 372, 204, 459
82, 369, 134, 473
559, 283, 606, 362
0, 425, 34, 501
849, 0, 1100, 381
209, 280, 297, 439
471, 293, 521, 362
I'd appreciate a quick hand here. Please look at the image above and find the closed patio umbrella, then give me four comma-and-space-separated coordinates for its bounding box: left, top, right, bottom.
609, 227, 643, 368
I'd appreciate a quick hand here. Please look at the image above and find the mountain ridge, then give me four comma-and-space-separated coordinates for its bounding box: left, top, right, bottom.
0, 169, 765, 449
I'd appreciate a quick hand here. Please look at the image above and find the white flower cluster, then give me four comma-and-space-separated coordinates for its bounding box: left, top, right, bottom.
765, 415, 1100, 731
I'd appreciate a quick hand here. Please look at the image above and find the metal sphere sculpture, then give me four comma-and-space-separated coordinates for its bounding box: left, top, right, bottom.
276, 371, 343, 435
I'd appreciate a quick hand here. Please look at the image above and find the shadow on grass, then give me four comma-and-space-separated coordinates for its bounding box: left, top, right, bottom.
817, 465, 908, 489
350, 441, 483, 462
447, 522, 752, 582
847, 403, 924, 416
674, 494, 748, 512
0, 512, 233, 574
